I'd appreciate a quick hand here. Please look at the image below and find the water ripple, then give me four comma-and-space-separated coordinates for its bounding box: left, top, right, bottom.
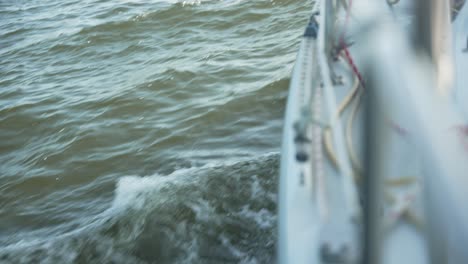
0, 0, 312, 262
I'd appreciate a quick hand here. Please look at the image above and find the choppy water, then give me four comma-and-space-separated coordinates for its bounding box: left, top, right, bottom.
0, 0, 311, 263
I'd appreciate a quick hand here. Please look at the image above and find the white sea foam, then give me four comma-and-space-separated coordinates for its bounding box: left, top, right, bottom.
0, 153, 279, 263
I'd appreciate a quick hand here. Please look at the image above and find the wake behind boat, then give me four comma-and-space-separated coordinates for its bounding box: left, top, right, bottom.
278, 0, 468, 263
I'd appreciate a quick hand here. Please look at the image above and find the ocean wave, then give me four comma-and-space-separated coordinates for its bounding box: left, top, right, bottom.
0, 0, 312, 262
0, 153, 279, 263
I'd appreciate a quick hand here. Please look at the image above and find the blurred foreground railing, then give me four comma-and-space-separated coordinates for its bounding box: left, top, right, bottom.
360, 1, 468, 263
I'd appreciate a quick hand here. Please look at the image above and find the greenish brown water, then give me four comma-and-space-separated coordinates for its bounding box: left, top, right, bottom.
0, 0, 311, 263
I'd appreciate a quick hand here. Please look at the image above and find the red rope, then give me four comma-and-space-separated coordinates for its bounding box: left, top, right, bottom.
339, 0, 365, 88
341, 46, 365, 88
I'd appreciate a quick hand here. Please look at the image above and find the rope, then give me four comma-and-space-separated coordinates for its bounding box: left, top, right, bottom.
323, 0, 365, 180
346, 81, 363, 175
323, 75, 360, 177
341, 46, 366, 88
383, 189, 424, 231
337, 0, 366, 88
318, 0, 359, 219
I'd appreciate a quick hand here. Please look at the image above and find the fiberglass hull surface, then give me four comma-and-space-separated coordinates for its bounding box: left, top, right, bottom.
278, 1, 468, 263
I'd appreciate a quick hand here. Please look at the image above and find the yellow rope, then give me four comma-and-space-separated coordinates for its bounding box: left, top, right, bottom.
384, 176, 418, 186
384, 189, 425, 230
323, 75, 361, 182
346, 84, 363, 176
